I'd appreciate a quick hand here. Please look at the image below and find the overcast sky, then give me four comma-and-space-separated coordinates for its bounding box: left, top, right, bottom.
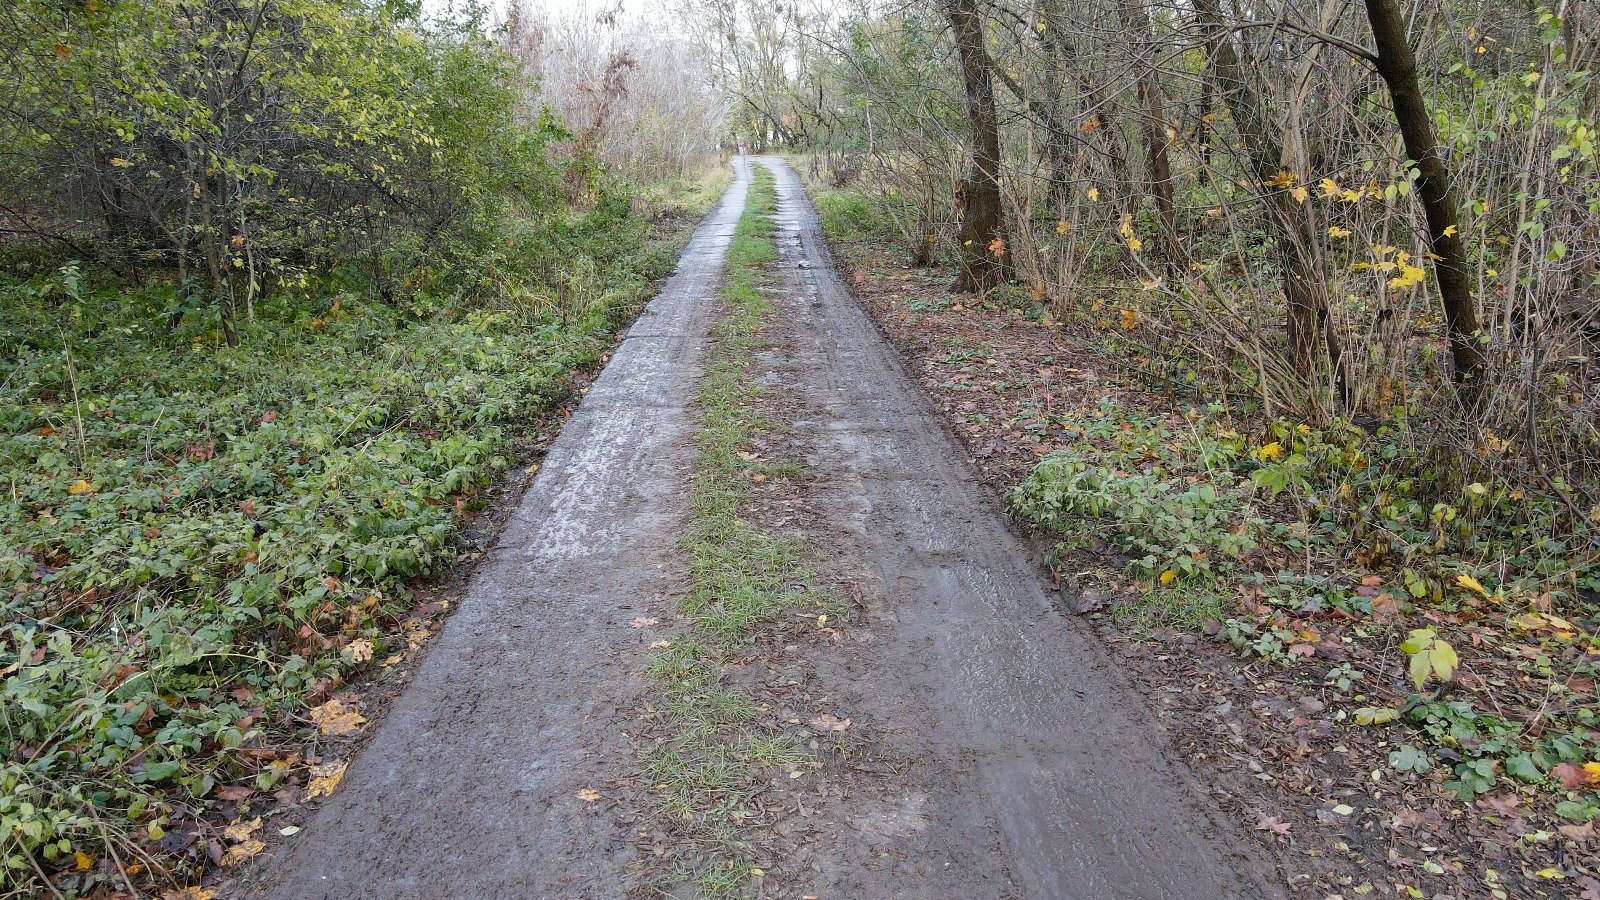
421, 0, 672, 26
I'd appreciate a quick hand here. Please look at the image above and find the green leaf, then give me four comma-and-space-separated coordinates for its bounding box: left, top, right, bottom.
1389, 744, 1431, 773
1355, 706, 1400, 726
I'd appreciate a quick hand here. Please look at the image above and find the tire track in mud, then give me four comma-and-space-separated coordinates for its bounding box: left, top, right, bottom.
246, 156, 1281, 899
246, 162, 756, 900
737, 155, 1282, 899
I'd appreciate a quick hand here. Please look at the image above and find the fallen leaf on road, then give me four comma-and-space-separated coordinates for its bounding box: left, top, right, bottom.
1253, 813, 1290, 836
220, 839, 264, 867
309, 699, 366, 736
629, 617, 659, 628
223, 817, 262, 843
576, 788, 601, 802
809, 713, 851, 732
307, 760, 347, 798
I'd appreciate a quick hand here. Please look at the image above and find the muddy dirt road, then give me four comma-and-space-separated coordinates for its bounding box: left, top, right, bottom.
249, 157, 1277, 899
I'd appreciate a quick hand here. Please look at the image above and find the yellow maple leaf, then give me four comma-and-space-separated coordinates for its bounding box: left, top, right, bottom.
1328, 226, 1352, 239
1319, 178, 1342, 198
220, 839, 264, 867
1119, 309, 1139, 330
1118, 213, 1142, 252
307, 760, 347, 798
68, 479, 95, 495
344, 638, 374, 664
1290, 186, 1310, 204
1257, 441, 1284, 461
1442, 224, 1459, 237
1087, 187, 1100, 202
309, 699, 366, 736
224, 817, 262, 843
1387, 264, 1426, 291
1159, 569, 1177, 585
1055, 220, 1070, 234
74, 851, 93, 871
1264, 170, 1297, 188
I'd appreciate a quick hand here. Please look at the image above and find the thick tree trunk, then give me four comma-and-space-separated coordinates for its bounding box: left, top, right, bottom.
1364, 0, 1488, 409
944, 0, 1008, 293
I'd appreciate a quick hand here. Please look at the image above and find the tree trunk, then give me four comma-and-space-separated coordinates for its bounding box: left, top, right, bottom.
1364, 0, 1488, 409
1196, 0, 1344, 407
944, 0, 1008, 293
1116, 0, 1180, 269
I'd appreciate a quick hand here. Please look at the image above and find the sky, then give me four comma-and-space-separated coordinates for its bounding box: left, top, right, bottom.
420, 0, 671, 26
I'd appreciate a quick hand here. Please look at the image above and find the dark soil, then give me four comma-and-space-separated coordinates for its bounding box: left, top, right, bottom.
832, 196, 1598, 900
234, 158, 1283, 899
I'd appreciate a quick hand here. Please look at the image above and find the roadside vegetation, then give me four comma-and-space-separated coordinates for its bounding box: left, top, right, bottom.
639, 169, 829, 897
0, 2, 723, 895
757, 0, 1600, 890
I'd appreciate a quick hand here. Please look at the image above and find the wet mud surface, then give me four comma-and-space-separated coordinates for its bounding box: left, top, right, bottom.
246, 157, 1280, 899
247, 163, 754, 900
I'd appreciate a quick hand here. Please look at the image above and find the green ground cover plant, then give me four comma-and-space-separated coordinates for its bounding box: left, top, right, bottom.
641, 169, 827, 897
0, 182, 690, 895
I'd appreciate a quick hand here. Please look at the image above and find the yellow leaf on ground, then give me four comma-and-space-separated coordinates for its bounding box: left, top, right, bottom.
307, 760, 347, 798
74, 851, 93, 871
809, 713, 852, 732
576, 788, 601, 802
220, 839, 265, 867
1455, 574, 1488, 596
345, 638, 374, 664
1159, 569, 1177, 585
1119, 309, 1138, 330
223, 817, 262, 843
163, 889, 217, 900
68, 479, 95, 495
309, 699, 366, 736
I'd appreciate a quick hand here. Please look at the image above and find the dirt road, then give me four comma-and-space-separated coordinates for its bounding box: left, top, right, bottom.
249, 157, 1277, 899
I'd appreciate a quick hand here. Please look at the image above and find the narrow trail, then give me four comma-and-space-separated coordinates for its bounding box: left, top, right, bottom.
249, 165, 751, 900
249, 157, 1278, 899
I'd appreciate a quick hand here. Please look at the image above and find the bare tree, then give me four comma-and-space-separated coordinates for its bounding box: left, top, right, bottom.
945, 0, 1008, 292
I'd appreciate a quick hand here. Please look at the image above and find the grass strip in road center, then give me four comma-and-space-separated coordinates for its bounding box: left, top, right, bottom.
638, 168, 828, 897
